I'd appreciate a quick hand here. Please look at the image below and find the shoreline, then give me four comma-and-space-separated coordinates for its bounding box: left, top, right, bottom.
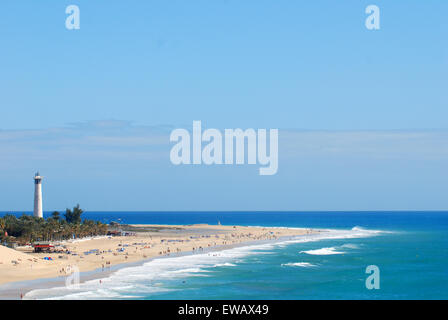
0, 224, 321, 299
2, 234, 319, 300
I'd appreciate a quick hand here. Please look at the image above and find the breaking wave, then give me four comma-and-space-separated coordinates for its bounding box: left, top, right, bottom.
281, 262, 317, 268
300, 247, 345, 255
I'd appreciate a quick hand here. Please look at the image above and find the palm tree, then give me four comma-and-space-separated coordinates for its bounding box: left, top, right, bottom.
50, 211, 61, 221
0, 217, 5, 240
65, 204, 83, 224
3, 214, 16, 235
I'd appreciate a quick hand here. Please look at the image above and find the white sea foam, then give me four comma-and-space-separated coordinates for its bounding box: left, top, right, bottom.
299, 242, 363, 255
300, 247, 345, 255
281, 262, 317, 268
24, 226, 387, 300
214, 262, 237, 267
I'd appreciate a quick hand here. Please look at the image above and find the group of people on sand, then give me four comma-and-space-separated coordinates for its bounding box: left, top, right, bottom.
31, 228, 307, 281
58, 264, 76, 275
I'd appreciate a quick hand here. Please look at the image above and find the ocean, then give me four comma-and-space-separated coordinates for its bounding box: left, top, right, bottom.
4, 211, 448, 300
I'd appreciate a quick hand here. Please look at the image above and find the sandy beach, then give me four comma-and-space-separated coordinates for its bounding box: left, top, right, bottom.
0, 224, 317, 293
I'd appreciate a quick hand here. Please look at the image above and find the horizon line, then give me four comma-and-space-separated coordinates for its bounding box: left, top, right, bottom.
1, 210, 448, 214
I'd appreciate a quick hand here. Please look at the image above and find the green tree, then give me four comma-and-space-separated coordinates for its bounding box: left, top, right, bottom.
1, 205, 108, 243
50, 211, 61, 221
65, 204, 83, 224
0, 217, 5, 240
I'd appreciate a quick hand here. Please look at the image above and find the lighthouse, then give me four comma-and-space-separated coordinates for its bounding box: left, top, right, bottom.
33, 172, 43, 218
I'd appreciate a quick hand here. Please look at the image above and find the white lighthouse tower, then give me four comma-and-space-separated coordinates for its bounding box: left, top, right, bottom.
33, 172, 43, 218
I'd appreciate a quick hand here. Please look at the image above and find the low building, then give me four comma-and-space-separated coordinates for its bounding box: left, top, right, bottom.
33, 241, 54, 253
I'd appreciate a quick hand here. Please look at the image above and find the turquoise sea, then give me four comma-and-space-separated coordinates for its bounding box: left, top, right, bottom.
5, 211, 447, 300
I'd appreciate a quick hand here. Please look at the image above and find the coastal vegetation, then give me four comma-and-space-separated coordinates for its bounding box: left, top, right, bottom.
0, 205, 108, 245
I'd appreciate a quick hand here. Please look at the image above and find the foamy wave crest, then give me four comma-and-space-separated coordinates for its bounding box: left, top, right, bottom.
281, 262, 317, 268
300, 247, 345, 255
214, 262, 237, 267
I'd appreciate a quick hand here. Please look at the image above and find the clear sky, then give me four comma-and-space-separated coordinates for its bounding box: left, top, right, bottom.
0, 1, 447, 211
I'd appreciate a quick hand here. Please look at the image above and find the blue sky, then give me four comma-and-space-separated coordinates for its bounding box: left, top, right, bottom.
0, 1, 447, 211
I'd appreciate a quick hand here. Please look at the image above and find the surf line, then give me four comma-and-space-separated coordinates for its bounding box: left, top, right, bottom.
170, 120, 278, 175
